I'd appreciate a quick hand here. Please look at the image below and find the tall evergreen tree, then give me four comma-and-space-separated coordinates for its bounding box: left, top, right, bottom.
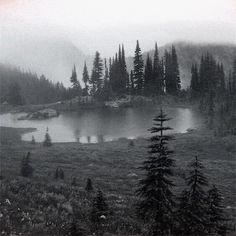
190, 64, 200, 99
70, 65, 82, 93
136, 109, 175, 235
82, 62, 89, 95
207, 185, 227, 235
171, 46, 181, 93
133, 40, 144, 94
177, 157, 209, 235
164, 46, 181, 95
144, 54, 153, 96
152, 43, 162, 95
90, 51, 103, 96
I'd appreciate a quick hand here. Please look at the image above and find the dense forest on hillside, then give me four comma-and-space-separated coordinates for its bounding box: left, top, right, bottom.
0, 64, 74, 105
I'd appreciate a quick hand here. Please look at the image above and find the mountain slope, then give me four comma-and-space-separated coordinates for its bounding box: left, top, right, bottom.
126, 42, 236, 88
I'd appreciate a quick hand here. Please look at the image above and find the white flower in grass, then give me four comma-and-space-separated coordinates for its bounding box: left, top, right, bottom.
5, 199, 11, 205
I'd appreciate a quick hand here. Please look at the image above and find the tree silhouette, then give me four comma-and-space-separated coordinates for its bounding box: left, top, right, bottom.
136, 109, 175, 235
21, 152, 33, 177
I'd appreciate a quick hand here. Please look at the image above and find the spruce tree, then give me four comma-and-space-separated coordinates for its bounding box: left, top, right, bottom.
133, 40, 144, 95
21, 152, 33, 177
207, 185, 227, 235
90, 190, 109, 236
177, 156, 209, 235
85, 178, 93, 192
43, 129, 52, 147
152, 43, 162, 95
190, 64, 200, 99
136, 109, 175, 235
70, 65, 82, 95
171, 46, 181, 94
144, 54, 153, 96
90, 51, 103, 96
82, 62, 89, 95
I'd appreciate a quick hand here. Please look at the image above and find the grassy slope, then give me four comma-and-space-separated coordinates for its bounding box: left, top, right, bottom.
0, 127, 236, 235
1, 128, 235, 206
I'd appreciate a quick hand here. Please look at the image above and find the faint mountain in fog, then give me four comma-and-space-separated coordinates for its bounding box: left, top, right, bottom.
0, 33, 93, 87
1, 33, 235, 89
127, 42, 236, 88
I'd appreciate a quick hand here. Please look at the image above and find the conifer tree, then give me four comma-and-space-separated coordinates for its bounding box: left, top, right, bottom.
70, 65, 82, 95
177, 156, 209, 235
21, 152, 34, 177
43, 129, 52, 147
190, 64, 200, 99
82, 62, 89, 95
152, 43, 162, 95
90, 51, 103, 96
90, 190, 109, 236
136, 109, 175, 235
85, 178, 93, 192
172, 46, 181, 92
207, 185, 227, 235
144, 54, 153, 96
133, 40, 144, 94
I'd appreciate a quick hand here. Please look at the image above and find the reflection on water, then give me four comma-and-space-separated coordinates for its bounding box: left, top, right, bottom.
0, 107, 202, 143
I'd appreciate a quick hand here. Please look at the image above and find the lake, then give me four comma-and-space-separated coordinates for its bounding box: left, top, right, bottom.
0, 107, 203, 143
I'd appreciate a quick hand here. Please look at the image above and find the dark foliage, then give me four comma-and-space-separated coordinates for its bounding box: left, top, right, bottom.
20, 152, 34, 177
90, 190, 109, 236
136, 109, 175, 235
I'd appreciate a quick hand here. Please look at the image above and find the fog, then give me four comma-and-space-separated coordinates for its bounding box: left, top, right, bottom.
0, 0, 235, 85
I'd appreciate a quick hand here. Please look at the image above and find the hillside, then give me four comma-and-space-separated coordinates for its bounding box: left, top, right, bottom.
127, 42, 236, 88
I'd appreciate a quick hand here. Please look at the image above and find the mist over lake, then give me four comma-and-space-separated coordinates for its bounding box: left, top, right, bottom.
0, 107, 202, 143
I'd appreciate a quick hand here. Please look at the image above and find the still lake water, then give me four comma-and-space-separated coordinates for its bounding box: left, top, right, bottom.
0, 107, 202, 143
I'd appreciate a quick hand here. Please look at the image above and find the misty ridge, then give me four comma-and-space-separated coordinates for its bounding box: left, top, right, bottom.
1, 30, 236, 88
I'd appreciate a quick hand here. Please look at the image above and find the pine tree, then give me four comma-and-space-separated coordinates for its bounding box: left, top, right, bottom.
90, 51, 103, 96
152, 43, 162, 95
43, 129, 52, 147
136, 109, 175, 235
21, 152, 33, 177
82, 62, 89, 96
207, 185, 227, 235
70, 65, 82, 94
85, 178, 93, 192
190, 64, 200, 99
177, 156, 209, 235
171, 46, 181, 93
144, 54, 153, 96
90, 190, 109, 236
133, 40, 144, 95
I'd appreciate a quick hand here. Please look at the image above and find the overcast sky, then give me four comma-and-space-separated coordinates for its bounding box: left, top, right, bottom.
0, 0, 236, 56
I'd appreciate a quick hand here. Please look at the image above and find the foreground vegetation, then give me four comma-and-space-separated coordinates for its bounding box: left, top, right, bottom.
0, 126, 235, 235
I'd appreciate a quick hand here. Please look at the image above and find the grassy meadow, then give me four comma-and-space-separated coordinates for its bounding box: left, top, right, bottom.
0, 126, 236, 235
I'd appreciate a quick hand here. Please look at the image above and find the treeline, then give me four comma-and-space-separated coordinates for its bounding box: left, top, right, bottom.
190, 55, 236, 135
0, 64, 73, 105
70, 41, 181, 100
